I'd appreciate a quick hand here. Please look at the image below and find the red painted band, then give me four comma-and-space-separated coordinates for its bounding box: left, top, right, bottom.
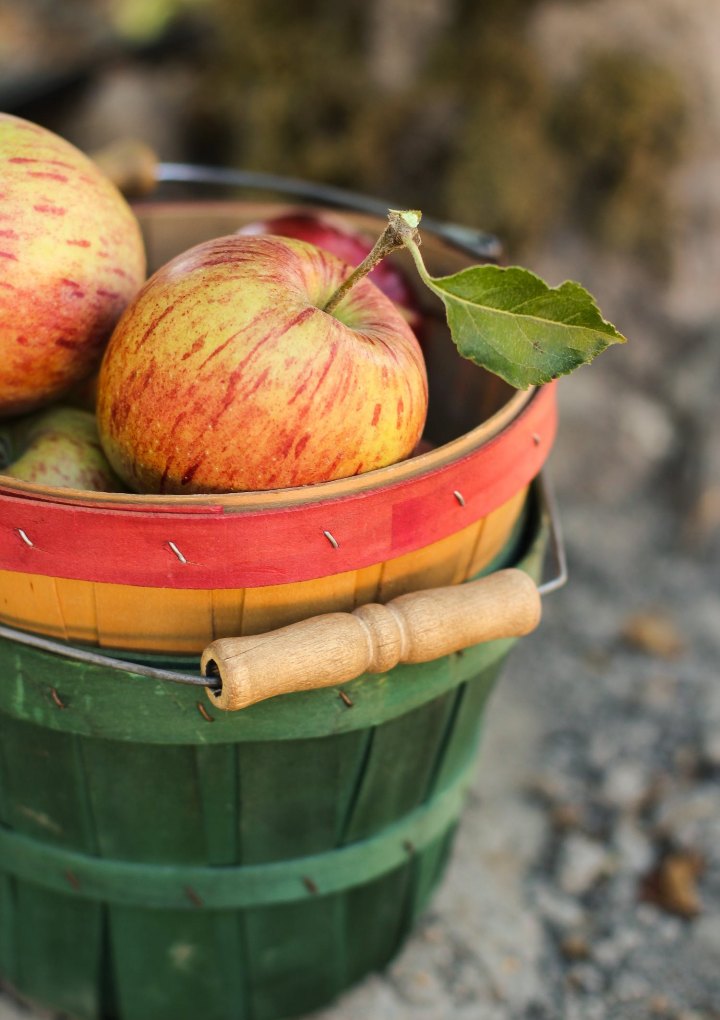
0, 384, 557, 589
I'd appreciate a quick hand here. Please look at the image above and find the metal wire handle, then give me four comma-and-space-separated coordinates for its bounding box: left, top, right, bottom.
154, 163, 503, 263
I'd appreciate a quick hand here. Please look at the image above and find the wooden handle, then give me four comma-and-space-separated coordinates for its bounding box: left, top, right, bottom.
201, 568, 541, 712
90, 139, 159, 197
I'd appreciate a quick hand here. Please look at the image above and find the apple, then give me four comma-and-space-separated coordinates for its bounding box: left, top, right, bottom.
0, 114, 146, 419
238, 211, 422, 329
0, 406, 125, 491
96, 234, 428, 494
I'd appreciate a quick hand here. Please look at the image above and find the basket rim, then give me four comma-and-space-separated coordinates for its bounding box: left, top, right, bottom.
0, 384, 556, 587
0, 386, 532, 513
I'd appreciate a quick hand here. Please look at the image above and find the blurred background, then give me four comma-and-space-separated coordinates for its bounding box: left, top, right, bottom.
1, 2, 719, 1018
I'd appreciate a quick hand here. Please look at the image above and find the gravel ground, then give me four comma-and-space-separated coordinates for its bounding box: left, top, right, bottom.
2, 269, 718, 1020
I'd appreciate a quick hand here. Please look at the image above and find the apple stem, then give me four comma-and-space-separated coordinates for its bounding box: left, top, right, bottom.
322, 209, 422, 315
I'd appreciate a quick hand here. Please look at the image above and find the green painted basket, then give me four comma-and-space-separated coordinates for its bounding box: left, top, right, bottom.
0, 485, 551, 1020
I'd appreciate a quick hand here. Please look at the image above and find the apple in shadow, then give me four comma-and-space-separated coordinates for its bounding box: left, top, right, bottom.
0, 406, 125, 491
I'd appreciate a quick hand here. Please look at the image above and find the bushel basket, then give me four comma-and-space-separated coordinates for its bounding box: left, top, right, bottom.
0, 173, 562, 1020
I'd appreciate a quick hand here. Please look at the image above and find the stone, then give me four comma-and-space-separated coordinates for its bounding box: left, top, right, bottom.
592, 927, 643, 970
533, 882, 587, 930
655, 785, 720, 859
692, 914, 720, 955
620, 609, 685, 659
567, 963, 605, 994
613, 971, 654, 1002
557, 834, 612, 895
700, 686, 720, 767
602, 762, 652, 811
613, 818, 655, 874
561, 933, 592, 961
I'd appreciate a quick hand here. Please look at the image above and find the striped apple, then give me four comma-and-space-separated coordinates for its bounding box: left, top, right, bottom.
97, 234, 428, 493
0, 406, 124, 491
0, 114, 146, 417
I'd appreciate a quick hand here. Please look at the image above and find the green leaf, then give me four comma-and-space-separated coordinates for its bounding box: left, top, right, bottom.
405, 242, 626, 389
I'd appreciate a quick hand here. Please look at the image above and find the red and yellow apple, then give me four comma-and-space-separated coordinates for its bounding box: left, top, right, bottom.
0, 114, 146, 418
239, 211, 422, 328
0, 405, 125, 491
97, 234, 428, 493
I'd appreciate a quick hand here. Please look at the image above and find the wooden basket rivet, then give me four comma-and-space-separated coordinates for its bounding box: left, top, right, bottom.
16, 528, 33, 547
167, 541, 188, 563
50, 687, 67, 710
184, 886, 204, 908
65, 869, 81, 891
453, 490, 466, 506
322, 530, 339, 549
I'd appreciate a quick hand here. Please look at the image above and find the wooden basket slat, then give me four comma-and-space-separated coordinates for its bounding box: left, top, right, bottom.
0, 716, 95, 852
375, 517, 481, 603
428, 664, 503, 798
242, 896, 347, 1020
466, 486, 528, 579
235, 732, 370, 865
239, 568, 359, 638
340, 864, 415, 988
0, 572, 67, 640
80, 740, 210, 864
0, 876, 15, 985
406, 826, 457, 930
93, 584, 215, 654
352, 559, 385, 608
54, 577, 99, 645
210, 588, 246, 648
108, 907, 245, 1020
194, 743, 240, 867
13, 884, 103, 1019
341, 689, 457, 846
